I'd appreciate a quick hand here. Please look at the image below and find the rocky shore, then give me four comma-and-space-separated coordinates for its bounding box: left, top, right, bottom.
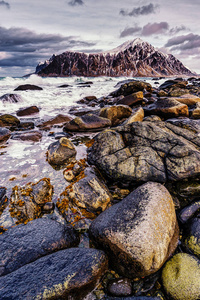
1, 77, 200, 299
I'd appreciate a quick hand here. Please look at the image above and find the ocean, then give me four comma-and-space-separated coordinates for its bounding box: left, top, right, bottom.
0, 74, 164, 216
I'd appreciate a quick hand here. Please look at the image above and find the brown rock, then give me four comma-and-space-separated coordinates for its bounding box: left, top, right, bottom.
14, 84, 43, 91
100, 105, 132, 125
38, 114, 72, 129
123, 107, 144, 124
12, 131, 42, 142
192, 102, 200, 119
17, 106, 39, 117
117, 91, 143, 106
172, 94, 200, 106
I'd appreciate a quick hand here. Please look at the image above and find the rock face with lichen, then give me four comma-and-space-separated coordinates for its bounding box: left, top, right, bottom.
57, 165, 112, 230
9, 178, 53, 223
36, 38, 193, 77
89, 182, 179, 278
87, 119, 200, 185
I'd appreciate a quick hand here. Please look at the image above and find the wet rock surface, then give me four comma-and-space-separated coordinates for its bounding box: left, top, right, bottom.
0, 248, 108, 300
0, 218, 79, 276
89, 182, 178, 278
16, 105, 40, 116
0, 93, 23, 103
182, 218, 200, 258
47, 137, 77, 167
11, 130, 42, 142
0, 114, 20, 129
100, 105, 132, 126
88, 120, 200, 185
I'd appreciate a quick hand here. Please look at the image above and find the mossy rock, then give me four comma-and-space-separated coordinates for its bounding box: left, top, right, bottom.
182, 218, 200, 258
162, 253, 200, 300
0, 114, 20, 128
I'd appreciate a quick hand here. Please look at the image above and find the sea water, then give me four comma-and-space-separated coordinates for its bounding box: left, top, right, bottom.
0, 75, 164, 202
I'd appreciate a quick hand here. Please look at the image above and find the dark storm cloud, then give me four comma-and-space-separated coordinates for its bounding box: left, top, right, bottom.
120, 26, 142, 38
165, 33, 200, 50
0, 0, 10, 9
141, 22, 169, 36
0, 26, 95, 67
68, 0, 84, 6
169, 25, 189, 35
120, 3, 159, 17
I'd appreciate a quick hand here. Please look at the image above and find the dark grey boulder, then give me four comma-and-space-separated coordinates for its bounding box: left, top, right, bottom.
178, 200, 200, 223
87, 120, 200, 185
14, 84, 43, 91
89, 182, 178, 278
0, 218, 79, 276
0, 127, 11, 143
0, 248, 108, 300
47, 137, 77, 167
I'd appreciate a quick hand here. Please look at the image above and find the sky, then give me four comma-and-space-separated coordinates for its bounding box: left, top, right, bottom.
0, 0, 199, 76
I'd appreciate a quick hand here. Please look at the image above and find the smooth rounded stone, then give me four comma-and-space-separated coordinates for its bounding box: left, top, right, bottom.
14, 84, 43, 91
123, 107, 144, 125
63, 114, 111, 132
57, 166, 112, 230
162, 253, 200, 300
58, 84, 71, 88
38, 114, 72, 130
116, 91, 143, 106
143, 98, 189, 119
0, 114, 20, 128
84, 95, 97, 101
88, 121, 200, 184
0, 93, 22, 103
0, 248, 108, 300
47, 137, 76, 166
12, 130, 42, 142
171, 94, 200, 106
111, 80, 153, 97
0, 127, 11, 143
16, 105, 39, 116
107, 278, 132, 297
159, 79, 188, 90
191, 102, 200, 119
0, 218, 79, 276
10, 178, 53, 222
89, 182, 179, 278
182, 218, 200, 258
178, 200, 200, 223
100, 105, 132, 126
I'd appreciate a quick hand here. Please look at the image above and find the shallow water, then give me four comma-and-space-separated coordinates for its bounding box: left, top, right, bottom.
0, 75, 164, 203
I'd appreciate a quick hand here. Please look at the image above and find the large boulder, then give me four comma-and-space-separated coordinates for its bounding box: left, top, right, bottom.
0, 248, 108, 300
0, 218, 79, 276
47, 137, 76, 167
144, 98, 189, 118
63, 114, 111, 132
162, 253, 200, 300
88, 121, 200, 185
172, 94, 200, 106
111, 80, 153, 97
100, 105, 132, 126
0, 127, 11, 143
9, 178, 53, 223
89, 182, 179, 278
14, 84, 43, 91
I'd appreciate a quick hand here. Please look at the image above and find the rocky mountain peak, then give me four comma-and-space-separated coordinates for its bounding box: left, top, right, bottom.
36, 39, 194, 77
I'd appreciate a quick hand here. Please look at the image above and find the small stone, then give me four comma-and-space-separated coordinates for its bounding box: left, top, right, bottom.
14, 84, 43, 91
178, 200, 200, 223
107, 278, 132, 296
0, 127, 11, 143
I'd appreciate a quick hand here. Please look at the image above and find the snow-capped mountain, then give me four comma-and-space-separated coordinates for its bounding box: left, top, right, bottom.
36, 38, 194, 77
